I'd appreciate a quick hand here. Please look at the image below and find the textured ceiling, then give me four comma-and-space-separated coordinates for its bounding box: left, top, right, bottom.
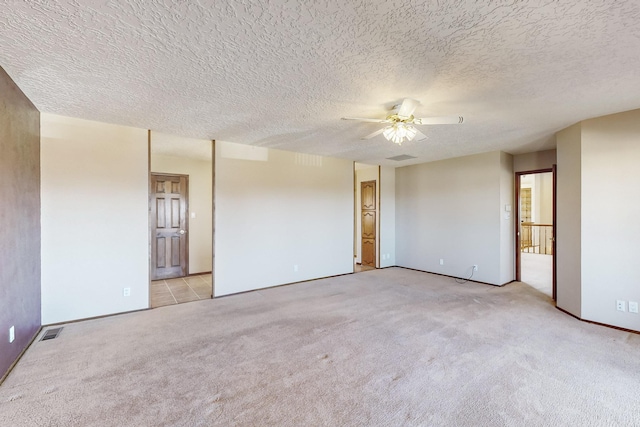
2, 1, 640, 166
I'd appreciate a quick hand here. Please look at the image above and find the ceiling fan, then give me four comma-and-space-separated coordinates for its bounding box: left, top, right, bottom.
341, 98, 464, 145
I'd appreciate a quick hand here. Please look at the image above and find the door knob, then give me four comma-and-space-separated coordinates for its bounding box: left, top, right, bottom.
178, 229, 186, 235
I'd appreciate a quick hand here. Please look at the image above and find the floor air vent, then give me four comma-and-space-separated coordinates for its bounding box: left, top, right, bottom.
40, 327, 63, 341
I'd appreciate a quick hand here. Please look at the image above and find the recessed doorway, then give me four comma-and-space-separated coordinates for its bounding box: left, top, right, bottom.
515, 167, 556, 300
354, 163, 379, 272
149, 131, 213, 308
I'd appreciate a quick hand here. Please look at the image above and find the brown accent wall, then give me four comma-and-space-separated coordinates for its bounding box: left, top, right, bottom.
0, 66, 41, 380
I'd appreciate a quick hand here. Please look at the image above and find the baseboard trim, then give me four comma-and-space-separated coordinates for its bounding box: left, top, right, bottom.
187, 271, 211, 277
555, 306, 580, 320
396, 266, 500, 287
42, 307, 150, 329
214, 271, 356, 299
556, 306, 640, 335
0, 326, 42, 386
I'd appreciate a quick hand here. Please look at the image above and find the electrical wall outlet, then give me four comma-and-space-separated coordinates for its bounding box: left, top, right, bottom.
439, 259, 444, 265
123, 287, 131, 297
294, 265, 299, 272
616, 300, 626, 312
473, 265, 478, 272
9, 326, 15, 343
629, 301, 639, 313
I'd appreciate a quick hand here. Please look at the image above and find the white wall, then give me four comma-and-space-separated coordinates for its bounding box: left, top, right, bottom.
355, 165, 378, 265
214, 142, 353, 296
536, 173, 553, 224
556, 123, 582, 318
41, 114, 149, 324
580, 110, 640, 331
379, 166, 396, 268
396, 151, 512, 285
151, 149, 212, 275
513, 149, 557, 172
521, 172, 553, 224
520, 174, 535, 221
500, 152, 515, 284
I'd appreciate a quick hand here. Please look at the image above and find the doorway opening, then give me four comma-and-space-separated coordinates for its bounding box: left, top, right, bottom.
515, 167, 556, 300
149, 131, 213, 308
151, 173, 189, 280
354, 163, 379, 273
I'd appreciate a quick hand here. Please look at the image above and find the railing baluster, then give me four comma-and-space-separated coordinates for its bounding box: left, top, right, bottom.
520, 223, 553, 255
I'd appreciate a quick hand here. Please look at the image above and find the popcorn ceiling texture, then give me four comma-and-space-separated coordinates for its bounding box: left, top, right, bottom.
1, 1, 640, 165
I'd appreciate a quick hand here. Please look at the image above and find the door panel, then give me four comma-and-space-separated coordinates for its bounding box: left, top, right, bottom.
156, 199, 166, 228
361, 181, 376, 210
151, 173, 188, 280
362, 211, 376, 239
171, 199, 180, 227
157, 238, 166, 268
361, 180, 377, 268
362, 239, 375, 267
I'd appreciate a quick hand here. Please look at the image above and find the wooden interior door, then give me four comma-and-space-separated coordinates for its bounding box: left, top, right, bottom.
151, 173, 188, 280
361, 180, 376, 267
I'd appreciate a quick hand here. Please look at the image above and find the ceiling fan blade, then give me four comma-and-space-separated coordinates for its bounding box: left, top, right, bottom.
413, 116, 464, 125
397, 98, 419, 118
341, 117, 389, 123
414, 130, 428, 141
361, 128, 385, 140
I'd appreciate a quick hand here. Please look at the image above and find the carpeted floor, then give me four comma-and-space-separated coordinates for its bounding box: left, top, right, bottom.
521, 252, 553, 297
1, 268, 639, 426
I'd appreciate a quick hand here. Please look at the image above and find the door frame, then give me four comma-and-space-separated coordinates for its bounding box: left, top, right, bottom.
514, 167, 557, 300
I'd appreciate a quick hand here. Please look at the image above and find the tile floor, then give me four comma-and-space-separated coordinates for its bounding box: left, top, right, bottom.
150, 273, 212, 308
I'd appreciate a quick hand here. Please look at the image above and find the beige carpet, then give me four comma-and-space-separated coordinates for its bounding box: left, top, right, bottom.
521, 252, 553, 297
1, 268, 640, 426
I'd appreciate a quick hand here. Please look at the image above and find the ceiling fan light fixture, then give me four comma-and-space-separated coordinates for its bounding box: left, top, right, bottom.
405, 124, 418, 140
343, 98, 462, 143
383, 123, 417, 145
382, 125, 396, 141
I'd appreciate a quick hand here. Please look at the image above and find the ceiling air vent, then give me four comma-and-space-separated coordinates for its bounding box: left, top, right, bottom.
386, 154, 417, 161
40, 327, 63, 341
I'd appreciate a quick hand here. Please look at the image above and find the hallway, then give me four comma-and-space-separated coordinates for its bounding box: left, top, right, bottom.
521, 253, 552, 297
150, 274, 212, 308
